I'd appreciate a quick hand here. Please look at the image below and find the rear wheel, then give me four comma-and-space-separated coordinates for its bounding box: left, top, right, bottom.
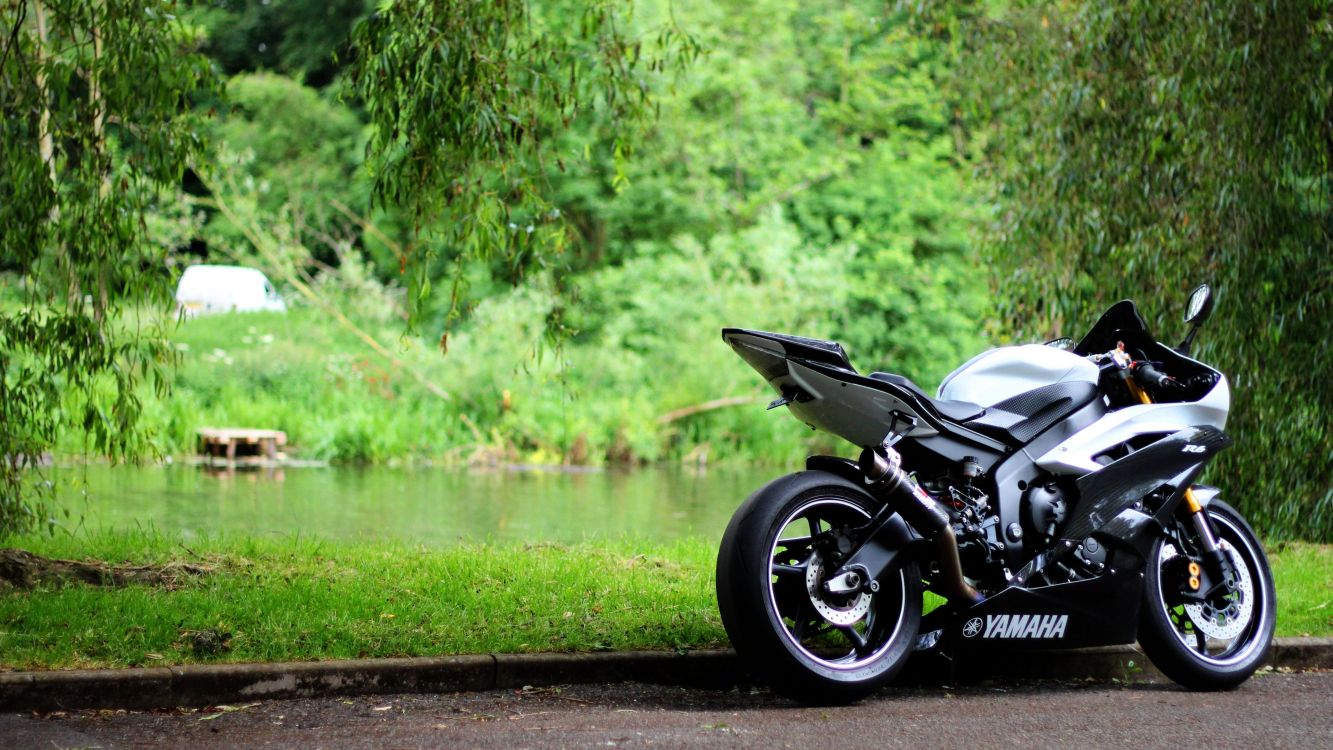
717, 477, 921, 704
1139, 499, 1275, 690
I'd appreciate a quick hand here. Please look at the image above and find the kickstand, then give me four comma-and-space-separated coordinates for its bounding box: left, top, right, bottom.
934, 639, 959, 686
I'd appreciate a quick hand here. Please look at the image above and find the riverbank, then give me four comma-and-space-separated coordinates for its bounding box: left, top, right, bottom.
2, 533, 1328, 671
1, 533, 721, 670
78, 298, 837, 470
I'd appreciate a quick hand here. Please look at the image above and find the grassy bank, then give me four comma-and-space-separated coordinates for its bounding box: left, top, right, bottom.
108, 298, 841, 469
1, 533, 1328, 671
0, 532, 722, 671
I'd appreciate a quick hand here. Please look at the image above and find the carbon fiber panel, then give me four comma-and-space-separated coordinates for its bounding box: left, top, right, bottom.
993, 381, 1099, 418
969, 382, 1100, 445
1062, 425, 1232, 542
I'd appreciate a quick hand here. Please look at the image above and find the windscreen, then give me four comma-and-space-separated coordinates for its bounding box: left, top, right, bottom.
1073, 300, 1152, 356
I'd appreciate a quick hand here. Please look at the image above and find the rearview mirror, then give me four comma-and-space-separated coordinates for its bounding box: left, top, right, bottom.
1184, 284, 1214, 325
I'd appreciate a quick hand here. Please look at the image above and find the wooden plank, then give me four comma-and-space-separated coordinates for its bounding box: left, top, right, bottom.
196, 428, 288, 463
197, 428, 286, 444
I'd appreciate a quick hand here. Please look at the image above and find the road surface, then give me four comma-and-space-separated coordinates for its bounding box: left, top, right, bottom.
4, 671, 1329, 749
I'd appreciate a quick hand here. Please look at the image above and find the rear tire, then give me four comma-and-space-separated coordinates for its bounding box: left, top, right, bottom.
1138, 499, 1275, 690
716, 473, 921, 705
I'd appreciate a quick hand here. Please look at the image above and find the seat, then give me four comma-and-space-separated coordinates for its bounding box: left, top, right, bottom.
868, 372, 986, 423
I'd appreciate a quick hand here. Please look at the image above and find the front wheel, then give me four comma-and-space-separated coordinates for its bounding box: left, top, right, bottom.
1139, 499, 1276, 690
716, 475, 921, 704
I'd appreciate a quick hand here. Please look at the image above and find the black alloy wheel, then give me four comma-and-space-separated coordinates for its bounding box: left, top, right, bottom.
717, 477, 921, 704
1138, 499, 1276, 690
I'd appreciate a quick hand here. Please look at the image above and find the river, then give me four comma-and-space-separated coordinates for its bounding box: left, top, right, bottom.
47, 464, 782, 545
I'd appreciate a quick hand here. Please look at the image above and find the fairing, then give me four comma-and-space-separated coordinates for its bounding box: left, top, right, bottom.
1034, 376, 1230, 474
938, 345, 1100, 407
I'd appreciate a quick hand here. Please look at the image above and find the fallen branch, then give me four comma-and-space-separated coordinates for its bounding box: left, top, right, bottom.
656, 395, 763, 425
0, 548, 212, 589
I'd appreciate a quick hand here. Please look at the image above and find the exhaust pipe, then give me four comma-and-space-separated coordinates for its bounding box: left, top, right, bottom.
860, 445, 983, 605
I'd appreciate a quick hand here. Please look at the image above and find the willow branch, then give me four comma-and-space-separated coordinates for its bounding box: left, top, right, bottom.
201, 190, 451, 403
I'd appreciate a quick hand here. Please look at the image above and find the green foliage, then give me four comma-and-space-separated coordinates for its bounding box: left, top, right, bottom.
0, 1, 218, 535
548, 0, 987, 383
184, 0, 372, 88
89, 0, 990, 472
131, 308, 452, 463
1, 1, 694, 535
452, 211, 854, 465
137, 234, 834, 467
346, 0, 699, 330
162, 0, 986, 471
204, 72, 375, 266
943, 1, 1332, 540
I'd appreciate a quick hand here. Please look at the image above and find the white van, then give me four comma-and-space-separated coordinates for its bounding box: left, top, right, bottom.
175, 264, 287, 316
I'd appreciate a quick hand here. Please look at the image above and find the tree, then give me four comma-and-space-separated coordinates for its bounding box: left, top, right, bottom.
0, 0, 218, 536
0, 0, 689, 536
184, 0, 372, 89
545, 0, 988, 385
345, 0, 697, 333
202, 71, 372, 269
941, 1, 1332, 539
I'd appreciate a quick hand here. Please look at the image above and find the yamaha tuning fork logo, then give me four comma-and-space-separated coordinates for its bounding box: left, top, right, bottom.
962, 614, 1069, 639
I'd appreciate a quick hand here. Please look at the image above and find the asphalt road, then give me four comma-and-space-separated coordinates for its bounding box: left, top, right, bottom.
4, 671, 1330, 749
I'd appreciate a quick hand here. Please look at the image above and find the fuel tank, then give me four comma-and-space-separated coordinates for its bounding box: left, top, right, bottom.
937, 345, 1100, 407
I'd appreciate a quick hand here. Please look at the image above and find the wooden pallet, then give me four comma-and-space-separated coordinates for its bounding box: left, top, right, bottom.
197, 428, 287, 463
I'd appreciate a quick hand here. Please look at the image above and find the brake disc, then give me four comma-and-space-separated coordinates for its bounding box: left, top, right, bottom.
1160, 540, 1253, 640
805, 550, 871, 626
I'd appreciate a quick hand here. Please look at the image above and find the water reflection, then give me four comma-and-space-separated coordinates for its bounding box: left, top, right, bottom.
50, 464, 782, 545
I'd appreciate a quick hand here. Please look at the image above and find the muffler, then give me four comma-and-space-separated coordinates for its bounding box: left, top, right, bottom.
860, 444, 983, 605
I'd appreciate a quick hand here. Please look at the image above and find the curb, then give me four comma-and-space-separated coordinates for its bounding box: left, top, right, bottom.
2, 638, 1329, 712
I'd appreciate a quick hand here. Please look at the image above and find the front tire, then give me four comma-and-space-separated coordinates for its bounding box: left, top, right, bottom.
716, 473, 921, 705
1139, 499, 1276, 690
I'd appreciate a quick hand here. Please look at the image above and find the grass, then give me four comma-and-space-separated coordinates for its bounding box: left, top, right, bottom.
1266, 540, 1333, 638
0, 532, 724, 670
100, 300, 828, 468
0, 533, 1327, 671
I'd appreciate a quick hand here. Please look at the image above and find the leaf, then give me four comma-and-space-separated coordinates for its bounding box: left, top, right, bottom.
199, 703, 261, 721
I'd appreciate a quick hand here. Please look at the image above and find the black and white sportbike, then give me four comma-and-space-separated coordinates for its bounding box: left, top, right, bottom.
716, 285, 1276, 704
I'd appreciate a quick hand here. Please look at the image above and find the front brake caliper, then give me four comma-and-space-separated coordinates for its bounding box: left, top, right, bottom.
1162, 554, 1202, 605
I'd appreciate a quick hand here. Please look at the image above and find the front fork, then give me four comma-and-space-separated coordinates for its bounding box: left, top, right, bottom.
1181, 487, 1236, 598
1127, 376, 1235, 596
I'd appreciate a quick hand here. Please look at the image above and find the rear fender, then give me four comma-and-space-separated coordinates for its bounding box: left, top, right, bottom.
805, 455, 864, 484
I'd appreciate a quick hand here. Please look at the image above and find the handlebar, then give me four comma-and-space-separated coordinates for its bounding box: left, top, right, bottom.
1134, 362, 1175, 390
1087, 347, 1182, 392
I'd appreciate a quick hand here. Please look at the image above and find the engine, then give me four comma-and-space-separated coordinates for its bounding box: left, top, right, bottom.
918, 459, 1108, 590
1022, 481, 1068, 544
918, 456, 1007, 589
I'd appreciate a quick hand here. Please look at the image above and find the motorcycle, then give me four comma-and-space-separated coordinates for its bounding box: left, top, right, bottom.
715, 285, 1276, 704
